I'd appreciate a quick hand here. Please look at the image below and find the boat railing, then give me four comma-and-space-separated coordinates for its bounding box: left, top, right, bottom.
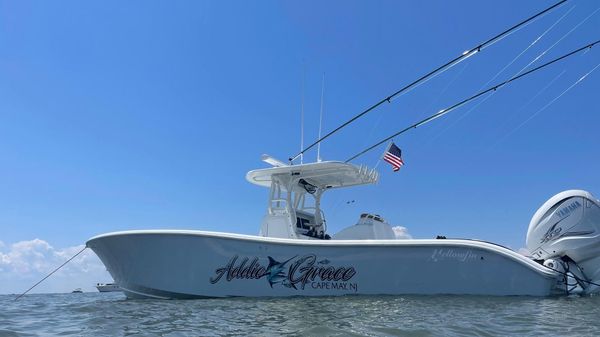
358, 165, 379, 184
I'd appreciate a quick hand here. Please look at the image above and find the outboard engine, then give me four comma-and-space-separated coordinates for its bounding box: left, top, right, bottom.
526, 190, 600, 294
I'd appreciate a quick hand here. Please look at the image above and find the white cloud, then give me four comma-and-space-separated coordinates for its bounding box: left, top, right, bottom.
518, 247, 531, 257
0, 239, 112, 295
392, 226, 413, 240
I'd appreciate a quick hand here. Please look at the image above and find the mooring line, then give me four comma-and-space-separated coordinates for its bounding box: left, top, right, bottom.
13, 246, 88, 301
545, 264, 600, 290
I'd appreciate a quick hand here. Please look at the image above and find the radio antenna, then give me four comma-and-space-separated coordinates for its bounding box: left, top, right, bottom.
300, 63, 305, 164
317, 73, 325, 162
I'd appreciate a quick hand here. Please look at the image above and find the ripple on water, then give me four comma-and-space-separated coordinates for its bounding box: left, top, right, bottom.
3, 293, 600, 336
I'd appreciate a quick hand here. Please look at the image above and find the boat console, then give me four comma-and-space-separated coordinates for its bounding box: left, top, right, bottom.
246, 159, 378, 240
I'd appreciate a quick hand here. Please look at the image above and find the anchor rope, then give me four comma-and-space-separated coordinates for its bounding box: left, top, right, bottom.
545, 264, 600, 291
13, 246, 88, 301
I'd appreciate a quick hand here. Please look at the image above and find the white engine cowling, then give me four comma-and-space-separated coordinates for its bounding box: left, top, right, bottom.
526, 190, 600, 293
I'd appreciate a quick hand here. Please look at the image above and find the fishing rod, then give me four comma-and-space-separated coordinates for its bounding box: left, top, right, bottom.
289, 0, 568, 163
345, 39, 600, 163
423, 6, 578, 145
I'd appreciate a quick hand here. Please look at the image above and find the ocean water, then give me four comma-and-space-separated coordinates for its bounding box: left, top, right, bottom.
1, 292, 600, 336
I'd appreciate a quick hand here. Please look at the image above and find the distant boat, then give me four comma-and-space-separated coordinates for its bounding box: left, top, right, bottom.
71, 288, 83, 293
95, 283, 121, 292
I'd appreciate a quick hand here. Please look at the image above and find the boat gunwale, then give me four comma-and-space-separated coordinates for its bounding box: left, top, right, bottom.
86, 229, 557, 278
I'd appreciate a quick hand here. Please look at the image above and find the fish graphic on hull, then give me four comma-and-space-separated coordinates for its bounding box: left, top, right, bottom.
265, 256, 296, 288
210, 254, 358, 291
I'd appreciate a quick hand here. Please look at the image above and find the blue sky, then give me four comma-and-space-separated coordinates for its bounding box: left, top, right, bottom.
1, 1, 599, 293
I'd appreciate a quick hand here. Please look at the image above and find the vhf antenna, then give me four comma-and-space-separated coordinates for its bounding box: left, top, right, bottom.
317, 73, 325, 162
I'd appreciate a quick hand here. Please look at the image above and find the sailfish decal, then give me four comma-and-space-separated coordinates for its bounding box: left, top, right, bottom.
265, 256, 296, 288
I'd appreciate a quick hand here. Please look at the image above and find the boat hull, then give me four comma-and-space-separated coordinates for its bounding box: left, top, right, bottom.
86, 230, 559, 299
96, 284, 121, 292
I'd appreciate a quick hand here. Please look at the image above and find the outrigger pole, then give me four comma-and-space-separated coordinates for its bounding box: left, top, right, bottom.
288, 0, 568, 163
345, 39, 600, 163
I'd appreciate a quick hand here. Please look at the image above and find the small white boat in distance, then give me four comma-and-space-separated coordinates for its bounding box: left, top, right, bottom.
96, 283, 121, 292
71, 288, 83, 293
87, 159, 600, 299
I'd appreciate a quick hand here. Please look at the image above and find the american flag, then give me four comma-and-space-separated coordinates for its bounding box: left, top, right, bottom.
383, 142, 404, 172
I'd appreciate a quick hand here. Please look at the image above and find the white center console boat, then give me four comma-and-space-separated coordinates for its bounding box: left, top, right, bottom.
87, 159, 600, 299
